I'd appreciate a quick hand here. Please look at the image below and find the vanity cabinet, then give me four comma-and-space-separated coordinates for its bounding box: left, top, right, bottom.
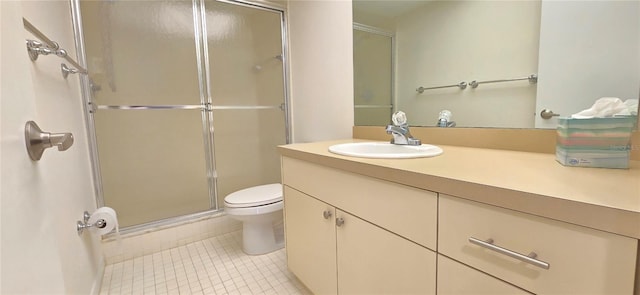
439, 194, 638, 294
281, 155, 638, 295
282, 157, 438, 295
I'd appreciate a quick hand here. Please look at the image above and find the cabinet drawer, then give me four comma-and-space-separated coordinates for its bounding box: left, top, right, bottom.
439, 194, 637, 295
282, 157, 437, 250
437, 255, 531, 295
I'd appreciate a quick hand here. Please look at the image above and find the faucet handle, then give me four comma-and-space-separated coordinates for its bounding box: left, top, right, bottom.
391, 111, 407, 126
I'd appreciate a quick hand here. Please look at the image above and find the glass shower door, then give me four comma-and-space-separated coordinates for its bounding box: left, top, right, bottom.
203, 0, 287, 205
353, 25, 394, 126
81, 0, 213, 227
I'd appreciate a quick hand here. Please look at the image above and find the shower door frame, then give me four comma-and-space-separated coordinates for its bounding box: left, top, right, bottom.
353, 23, 396, 122
70, 0, 291, 234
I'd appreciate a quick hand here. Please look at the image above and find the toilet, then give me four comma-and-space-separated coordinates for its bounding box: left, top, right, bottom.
224, 183, 284, 255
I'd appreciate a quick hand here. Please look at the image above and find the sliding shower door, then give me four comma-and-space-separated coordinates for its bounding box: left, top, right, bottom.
353, 24, 394, 126
81, 0, 211, 227
203, 0, 287, 206
79, 0, 287, 228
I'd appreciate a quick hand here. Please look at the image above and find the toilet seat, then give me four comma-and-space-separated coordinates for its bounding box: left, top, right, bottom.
224, 183, 282, 208
224, 200, 283, 216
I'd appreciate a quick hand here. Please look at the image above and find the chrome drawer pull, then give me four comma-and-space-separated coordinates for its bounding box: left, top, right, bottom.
468, 237, 550, 270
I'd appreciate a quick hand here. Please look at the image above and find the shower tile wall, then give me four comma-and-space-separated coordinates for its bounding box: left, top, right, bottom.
103, 215, 241, 264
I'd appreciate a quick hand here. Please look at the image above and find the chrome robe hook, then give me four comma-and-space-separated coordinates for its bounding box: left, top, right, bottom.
25, 121, 74, 161
61, 63, 79, 79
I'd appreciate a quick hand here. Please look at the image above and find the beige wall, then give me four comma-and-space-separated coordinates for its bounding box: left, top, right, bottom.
287, 0, 354, 142
395, 1, 540, 128
1, 1, 103, 294
535, 0, 639, 128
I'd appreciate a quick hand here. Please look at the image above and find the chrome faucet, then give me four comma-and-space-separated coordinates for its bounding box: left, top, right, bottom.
386, 111, 422, 146
436, 110, 456, 127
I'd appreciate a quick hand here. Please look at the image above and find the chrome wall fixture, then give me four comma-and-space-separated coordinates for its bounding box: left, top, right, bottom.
416, 74, 538, 93
468, 237, 550, 270
540, 108, 561, 119
25, 121, 74, 161
61, 63, 80, 78
469, 74, 538, 89
76, 211, 106, 235
416, 82, 467, 93
23, 18, 88, 78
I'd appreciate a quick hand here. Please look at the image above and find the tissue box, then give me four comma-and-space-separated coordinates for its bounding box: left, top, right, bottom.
556, 116, 635, 169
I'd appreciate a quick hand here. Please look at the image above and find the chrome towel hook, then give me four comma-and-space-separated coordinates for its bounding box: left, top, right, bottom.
23, 18, 88, 78
25, 121, 74, 161
61, 63, 79, 79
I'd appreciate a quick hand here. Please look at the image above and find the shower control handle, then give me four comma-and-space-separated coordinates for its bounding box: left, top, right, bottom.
322, 210, 332, 219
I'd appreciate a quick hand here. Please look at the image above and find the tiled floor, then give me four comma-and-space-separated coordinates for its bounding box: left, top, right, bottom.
100, 231, 311, 295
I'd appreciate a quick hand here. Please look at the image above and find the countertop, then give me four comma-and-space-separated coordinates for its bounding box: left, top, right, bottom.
279, 139, 640, 239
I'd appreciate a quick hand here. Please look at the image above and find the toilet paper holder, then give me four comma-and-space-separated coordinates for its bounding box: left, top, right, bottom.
77, 211, 106, 235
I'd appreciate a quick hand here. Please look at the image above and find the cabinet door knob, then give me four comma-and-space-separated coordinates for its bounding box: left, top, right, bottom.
323, 210, 332, 219
335, 217, 345, 227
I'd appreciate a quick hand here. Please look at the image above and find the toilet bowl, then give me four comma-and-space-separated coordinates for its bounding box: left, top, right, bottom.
224, 183, 284, 255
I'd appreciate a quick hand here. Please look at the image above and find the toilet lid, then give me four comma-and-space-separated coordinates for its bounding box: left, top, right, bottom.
224, 183, 283, 208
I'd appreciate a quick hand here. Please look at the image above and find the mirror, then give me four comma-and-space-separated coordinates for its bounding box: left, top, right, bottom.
353, 0, 640, 129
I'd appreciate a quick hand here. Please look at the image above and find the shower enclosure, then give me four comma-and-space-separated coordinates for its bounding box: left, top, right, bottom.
73, 0, 288, 228
353, 23, 394, 126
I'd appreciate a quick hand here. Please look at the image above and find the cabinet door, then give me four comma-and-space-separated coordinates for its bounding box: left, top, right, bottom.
438, 255, 532, 295
336, 209, 436, 295
283, 186, 337, 295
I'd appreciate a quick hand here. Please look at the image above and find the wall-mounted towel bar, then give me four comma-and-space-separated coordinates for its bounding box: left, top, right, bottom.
417, 74, 538, 93
469, 74, 537, 89
23, 18, 88, 77
416, 82, 467, 93
354, 104, 393, 109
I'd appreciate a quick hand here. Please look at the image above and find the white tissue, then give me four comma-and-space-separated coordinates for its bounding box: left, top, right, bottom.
571, 97, 635, 119
624, 99, 638, 116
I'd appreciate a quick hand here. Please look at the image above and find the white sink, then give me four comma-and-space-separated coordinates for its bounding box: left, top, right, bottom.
328, 142, 443, 159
